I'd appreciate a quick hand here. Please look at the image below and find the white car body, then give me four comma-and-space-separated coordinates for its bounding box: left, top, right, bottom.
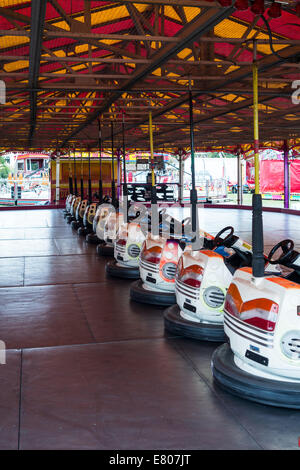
70, 196, 81, 217
95, 208, 123, 244
139, 226, 214, 294
139, 235, 184, 293
65, 194, 73, 211
76, 199, 88, 220
83, 202, 97, 227
224, 267, 300, 382
174, 237, 268, 324
114, 222, 146, 268
176, 249, 231, 324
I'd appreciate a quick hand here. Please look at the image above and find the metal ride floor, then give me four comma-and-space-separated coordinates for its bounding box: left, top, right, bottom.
0, 208, 299, 450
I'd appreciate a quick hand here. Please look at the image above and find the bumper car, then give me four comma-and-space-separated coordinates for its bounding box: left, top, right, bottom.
130, 235, 183, 306
164, 226, 265, 342
86, 196, 111, 244
106, 210, 191, 281
96, 208, 124, 257
71, 198, 88, 231
66, 196, 81, 224
95, 201, 150, 256
78, 202, 97, 236
212, 238, 300, 408
130, 218, 215, 306
106, 221, 146, 279
63, 194, 74, 218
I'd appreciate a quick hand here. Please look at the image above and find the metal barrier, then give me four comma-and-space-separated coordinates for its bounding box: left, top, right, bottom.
126, 183, 178, 202
0, 177, 50, 205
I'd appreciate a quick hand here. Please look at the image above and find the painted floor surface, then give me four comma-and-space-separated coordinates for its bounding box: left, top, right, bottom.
0, 208, 299, 450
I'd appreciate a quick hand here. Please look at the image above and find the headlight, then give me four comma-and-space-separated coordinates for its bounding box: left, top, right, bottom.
281, 330, 300, 360
128, 244, 140, 258
162, 262, 177, 280
203, 286, 225, 308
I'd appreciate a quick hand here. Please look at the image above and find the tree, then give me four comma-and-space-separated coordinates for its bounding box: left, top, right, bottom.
0, 156, 9, 178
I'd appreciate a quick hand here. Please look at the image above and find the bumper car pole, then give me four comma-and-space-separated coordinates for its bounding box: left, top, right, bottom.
252, 40, 264, 279
63, 148, 73, 217
96, 120, 118, 256
98, 117, 103, 205
66, 148, 78, 224
74, 147, 78, 201
111, 121, 117, 209
122, 112, 129, 223
149, 110, 159, 237
80, 147, 84, 200
86, 118, 104, 244
72, 147, 86, 231
189, 85, 200, 249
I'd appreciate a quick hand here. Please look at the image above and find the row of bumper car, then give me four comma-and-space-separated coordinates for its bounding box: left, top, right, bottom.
63, 195, 300, 409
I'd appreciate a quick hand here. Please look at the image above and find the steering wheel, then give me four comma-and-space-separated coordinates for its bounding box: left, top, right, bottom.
267, 239, 294, 264
213, 226, 234, 247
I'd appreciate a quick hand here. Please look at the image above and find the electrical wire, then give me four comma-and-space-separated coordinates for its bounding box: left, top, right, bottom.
259, 14, 287, 60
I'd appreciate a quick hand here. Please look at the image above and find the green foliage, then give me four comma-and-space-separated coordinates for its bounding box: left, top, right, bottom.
203, 152, 236, 158
0, 156, 9, 178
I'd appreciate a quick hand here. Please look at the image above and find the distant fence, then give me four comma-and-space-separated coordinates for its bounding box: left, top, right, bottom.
0, 177, 50, 206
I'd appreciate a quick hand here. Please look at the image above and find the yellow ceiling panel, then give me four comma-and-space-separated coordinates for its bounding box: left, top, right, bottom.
183, 7, 201, 21
177, 48, 191, 59
284, 115, 299, 121
71, 64, 86, 71
52, 21, 69, 31
255, 103, 277, 111
225, 65, 240, 74
163, 6, 182, 22
254, 43, 288, 55
53, 100, 67, 107
260, 82, 287, 89
75, 44, 89, 54
52, 50, 66, 57
0, 35, 29, 49
152, 68, 161, 76
91, 5, 130, 25
4, 60, 28, 72
0, 0, 28, 6
215, 19, 248, 39
230, 127, 243, 132
247, 31, 269, 40
52, 68, 66, 74
222, 94, 246, 102
99, 39, 120, 45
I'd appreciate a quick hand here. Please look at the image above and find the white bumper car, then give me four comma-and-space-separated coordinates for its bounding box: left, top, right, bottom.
164, 226, 263, 342
212, 239, 300, 408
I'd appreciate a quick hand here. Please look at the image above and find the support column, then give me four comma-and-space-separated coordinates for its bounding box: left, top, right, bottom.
149, 110, 158, 236
55, 156, 60, 203
189, 88, 199, 246
117, 148, 121, 200
283, 139, 290, 209
253, 41, 260, 195
252, 39, 264, 278
237, 149, 243, 206
111, 121, 116, 207
178, 149, 184, 205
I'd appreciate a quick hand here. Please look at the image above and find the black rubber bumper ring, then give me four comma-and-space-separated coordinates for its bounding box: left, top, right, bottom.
164, 304, 226, 342
106, 260, 140, 279
130, 279, 176, 306
212, 343, 300, 409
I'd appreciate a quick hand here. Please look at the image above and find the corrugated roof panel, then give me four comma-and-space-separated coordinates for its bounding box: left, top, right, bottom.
215, 19, 248, 39
0, 35, 29, 49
